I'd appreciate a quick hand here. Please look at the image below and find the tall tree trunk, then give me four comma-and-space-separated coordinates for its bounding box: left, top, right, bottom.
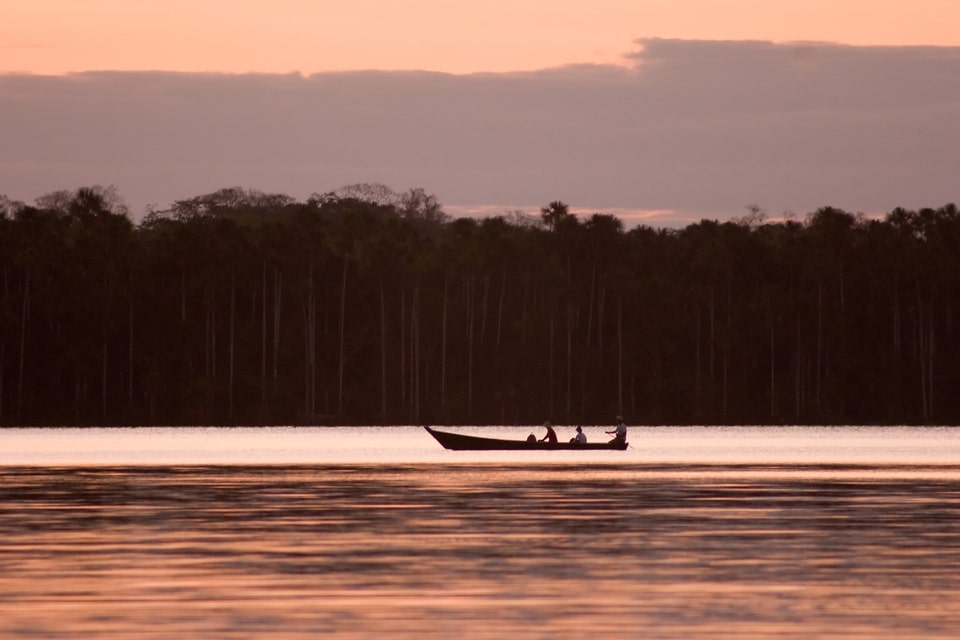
338, 255, 348, 416
839, 262, 845, 321
695, 304, 702, 408
441, 273, 448, 410
229, 269, 236, 420
466, 280, 475, 420
273, 267, 281, 390
521, 273, 529, 346
303, 305, 310, 415
101, 336, 108, 421
480, 275, 490, 343
496, 268, 506, 350
17, 272, 29, 421
795, 320, 802, 421
709, 288, 716, 388
816, 282, 823, 407
180, 271, 187, 323
580, 364, 586, 417
916, 280, 934, 422
566, 302, 573, 419
204, 292, 213, 417
128, 296, 135, 409
305, 261, 316, 416
892, 278, 901, 354
769, 318, 776, 420
722, 352, 729, 423
203, 294, 210, 378
211, 295, 218, 380
380, 280, 388, 419
0, 344, 4, 422
413, 285, 421, 422
261, 261, 268, 409
74, 365, 83, 421
928, 313, 935, 420
586, 263, 596, 348
617, 294, 624, 415
400, 289, 407, 411
597, 284, 606, 354
725, 273, 732, 419
548, 314, 555, 416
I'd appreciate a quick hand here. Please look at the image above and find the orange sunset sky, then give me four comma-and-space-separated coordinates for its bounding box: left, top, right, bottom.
4, 0, 959, 75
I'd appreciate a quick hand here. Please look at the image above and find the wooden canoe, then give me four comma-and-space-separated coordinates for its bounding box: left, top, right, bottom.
424, 426, 628, 451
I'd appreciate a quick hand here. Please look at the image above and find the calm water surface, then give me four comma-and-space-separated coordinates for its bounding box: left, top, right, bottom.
1, 426, 959, 639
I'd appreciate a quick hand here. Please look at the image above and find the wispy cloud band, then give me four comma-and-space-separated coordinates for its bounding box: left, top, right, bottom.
2, 39, 958, 224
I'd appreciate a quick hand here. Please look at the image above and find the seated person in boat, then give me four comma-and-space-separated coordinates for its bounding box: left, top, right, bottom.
606, 416, 627, 445
539, 421, 558, 444
569, 425, 587, 445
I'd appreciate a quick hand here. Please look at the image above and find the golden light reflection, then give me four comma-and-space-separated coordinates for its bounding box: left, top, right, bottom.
1, 463, 959, 638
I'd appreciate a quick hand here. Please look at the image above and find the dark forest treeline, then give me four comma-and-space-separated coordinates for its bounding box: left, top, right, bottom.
1, 185, 958, 426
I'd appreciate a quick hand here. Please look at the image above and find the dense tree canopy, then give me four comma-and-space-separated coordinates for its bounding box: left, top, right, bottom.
1, 185, 958, 426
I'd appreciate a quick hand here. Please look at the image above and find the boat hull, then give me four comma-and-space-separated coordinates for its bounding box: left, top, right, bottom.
424, 426, 628, 451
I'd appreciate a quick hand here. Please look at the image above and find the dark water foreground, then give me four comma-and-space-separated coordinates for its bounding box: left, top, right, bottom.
1, 463, 959, 639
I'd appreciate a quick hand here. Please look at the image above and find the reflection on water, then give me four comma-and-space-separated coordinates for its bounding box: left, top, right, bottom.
2, 461, 959, 639
2, 425, 960, 465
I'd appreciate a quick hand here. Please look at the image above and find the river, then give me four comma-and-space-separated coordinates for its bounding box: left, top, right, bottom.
1, 425, 958, 638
